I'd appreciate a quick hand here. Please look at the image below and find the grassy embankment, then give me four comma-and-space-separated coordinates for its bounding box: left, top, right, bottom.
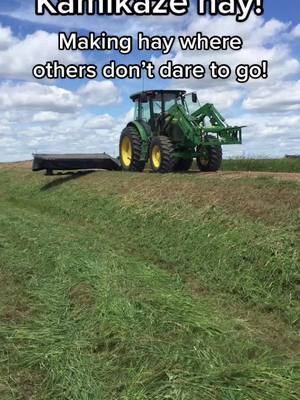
0, 164, 299, 399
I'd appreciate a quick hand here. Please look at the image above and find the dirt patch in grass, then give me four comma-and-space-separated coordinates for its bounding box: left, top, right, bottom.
1, 304, 31, 325
0, 271, 31, 325
15, 372, 45, 400
209, 170, 300, 181
185, 277, 210, 296
69, 282, 95, 308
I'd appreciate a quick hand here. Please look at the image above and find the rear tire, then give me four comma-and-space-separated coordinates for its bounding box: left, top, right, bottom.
119, 126, 146, 172
174, 158, 193, 172
196, 135, 222, 172
149, 136, 175, 173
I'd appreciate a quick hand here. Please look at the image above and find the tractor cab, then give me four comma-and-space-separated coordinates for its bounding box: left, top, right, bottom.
130, 90, 199, 134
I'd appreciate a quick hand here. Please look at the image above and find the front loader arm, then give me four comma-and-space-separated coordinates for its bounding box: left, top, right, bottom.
192, 103, 227, 127
192, 103, 243, 145
166, 103, 243, 146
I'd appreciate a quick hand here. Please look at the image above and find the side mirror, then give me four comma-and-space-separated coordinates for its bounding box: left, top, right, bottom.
192, 92, 198, 103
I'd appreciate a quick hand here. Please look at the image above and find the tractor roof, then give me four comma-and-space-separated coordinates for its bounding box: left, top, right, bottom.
130, 90, 186, 101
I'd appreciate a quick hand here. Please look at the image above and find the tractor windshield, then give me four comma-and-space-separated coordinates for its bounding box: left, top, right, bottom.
164, 93, 177, 112
152, 95, 162, 115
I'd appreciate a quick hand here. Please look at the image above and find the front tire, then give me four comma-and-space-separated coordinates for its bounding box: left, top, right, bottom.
149, 136, 175, 173
119, 126, 146, 172
196, 135, 222, 172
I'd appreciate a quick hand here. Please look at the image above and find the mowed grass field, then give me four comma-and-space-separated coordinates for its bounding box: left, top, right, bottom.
0, 163, 299, 399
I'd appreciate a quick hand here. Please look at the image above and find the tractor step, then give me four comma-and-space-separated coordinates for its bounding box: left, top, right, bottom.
32, 153, 121, 174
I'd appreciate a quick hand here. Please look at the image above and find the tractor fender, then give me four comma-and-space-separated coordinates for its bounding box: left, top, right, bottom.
127, 121, 150, 161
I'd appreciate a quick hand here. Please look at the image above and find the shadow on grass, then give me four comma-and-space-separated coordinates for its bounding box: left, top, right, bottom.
41, 171, 95, 191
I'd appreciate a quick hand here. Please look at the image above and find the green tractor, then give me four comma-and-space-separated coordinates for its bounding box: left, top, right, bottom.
119, 90, 242, 173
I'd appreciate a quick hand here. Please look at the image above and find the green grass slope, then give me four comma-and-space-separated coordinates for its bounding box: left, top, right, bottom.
0, 166, 299, 399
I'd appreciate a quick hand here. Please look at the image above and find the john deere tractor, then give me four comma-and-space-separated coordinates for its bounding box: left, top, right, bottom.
119, 90, 242, 173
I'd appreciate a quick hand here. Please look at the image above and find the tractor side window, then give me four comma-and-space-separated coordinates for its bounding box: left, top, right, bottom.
140, 100, 151, 123
134, 99, 139, 120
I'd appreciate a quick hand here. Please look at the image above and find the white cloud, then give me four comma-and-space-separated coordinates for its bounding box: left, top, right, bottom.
85, 114, 116, 129
253, 19, 290, 44
291, 24, 300, 37
243, 81, 300, 112
32, 111, 69, 123
0, 29, 84, 79
124, 107, 134, 124
223, 112, 300, 158
173, 85, 243, 112
0, 82, 80, 111
0, 80, 121, 112
78, 81, 122, 106
228, 113, 300, 140
0, 24, 16, 50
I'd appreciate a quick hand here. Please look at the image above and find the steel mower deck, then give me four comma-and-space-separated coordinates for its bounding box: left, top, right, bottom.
32, 153, 121, 175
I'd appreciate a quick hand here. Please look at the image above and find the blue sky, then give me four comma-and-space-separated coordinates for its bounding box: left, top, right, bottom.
0, 0, 299, 161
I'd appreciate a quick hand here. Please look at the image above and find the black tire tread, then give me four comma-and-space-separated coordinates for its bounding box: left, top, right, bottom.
197, 135, 222, 172
119, 126, 146, 172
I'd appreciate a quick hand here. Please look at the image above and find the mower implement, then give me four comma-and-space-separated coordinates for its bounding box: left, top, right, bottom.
32, 153, 121, 175
120, 90, 243, 173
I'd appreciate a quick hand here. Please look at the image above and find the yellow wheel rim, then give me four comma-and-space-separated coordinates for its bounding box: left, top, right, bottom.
121, 136, 132, 167
152, 145, 161, 170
